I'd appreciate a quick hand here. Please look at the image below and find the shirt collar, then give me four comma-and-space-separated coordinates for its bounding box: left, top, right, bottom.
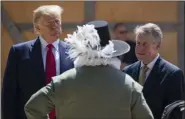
39, 36, 59, 51
140, 53, 160, 69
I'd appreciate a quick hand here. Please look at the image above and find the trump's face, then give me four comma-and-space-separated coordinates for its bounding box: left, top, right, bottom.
34, 14, 62, 43
135, 34, 160, 64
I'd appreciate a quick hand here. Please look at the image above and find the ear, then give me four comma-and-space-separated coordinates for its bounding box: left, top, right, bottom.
34, 23, 40, 31
33, 23, 40, 34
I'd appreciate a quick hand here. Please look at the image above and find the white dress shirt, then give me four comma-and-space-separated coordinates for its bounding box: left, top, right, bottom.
39, 36, 60, 75
140, 53, 160, 80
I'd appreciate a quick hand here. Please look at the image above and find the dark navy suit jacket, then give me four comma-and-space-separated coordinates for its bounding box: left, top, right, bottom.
123, 56, 185, 119
1, 37, 74, 119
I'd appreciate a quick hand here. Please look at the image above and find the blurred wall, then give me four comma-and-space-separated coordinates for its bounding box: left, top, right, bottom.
1, 1, 184, 81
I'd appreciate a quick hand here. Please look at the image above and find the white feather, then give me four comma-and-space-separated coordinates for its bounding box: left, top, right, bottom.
64, 24, 116, 67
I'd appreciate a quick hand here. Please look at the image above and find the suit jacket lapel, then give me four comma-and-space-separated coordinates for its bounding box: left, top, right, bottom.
143, 56, 162, 96
59, 41, 72, 73
134, 61, 141, 82
30, 37, 45, 86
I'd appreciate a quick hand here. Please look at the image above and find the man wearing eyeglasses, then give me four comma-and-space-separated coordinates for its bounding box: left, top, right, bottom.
113, 23, 138, 69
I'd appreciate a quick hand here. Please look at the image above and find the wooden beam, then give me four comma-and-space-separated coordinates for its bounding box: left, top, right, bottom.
177, 1, 185, 73
16, 22, 179, 32
1, 5, 24, 43
84, 1, 96, 22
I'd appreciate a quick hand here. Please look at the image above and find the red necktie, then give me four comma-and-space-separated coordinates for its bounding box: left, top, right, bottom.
46, 44, 56, 119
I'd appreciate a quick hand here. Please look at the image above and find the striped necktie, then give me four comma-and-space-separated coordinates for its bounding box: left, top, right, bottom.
139, 65, 149, 85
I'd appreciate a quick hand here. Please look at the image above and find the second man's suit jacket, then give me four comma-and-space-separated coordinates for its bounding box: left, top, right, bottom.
123, 56, 185, 119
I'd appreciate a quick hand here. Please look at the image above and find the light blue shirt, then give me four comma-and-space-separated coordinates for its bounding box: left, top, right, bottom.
39, 36, 60, 75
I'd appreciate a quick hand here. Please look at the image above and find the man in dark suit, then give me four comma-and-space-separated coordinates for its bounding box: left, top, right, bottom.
123, 23, 185, 119
1, 5, 74, 119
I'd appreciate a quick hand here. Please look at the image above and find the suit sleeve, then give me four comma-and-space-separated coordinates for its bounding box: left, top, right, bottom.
24, 81, 55, 119
164, 69, 185, 119
1, 46, 19, 119
165, 69, 185, 102
131, 82, 154, 119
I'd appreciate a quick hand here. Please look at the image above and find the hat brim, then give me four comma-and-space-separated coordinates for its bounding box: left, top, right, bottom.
111, 40, 130, 57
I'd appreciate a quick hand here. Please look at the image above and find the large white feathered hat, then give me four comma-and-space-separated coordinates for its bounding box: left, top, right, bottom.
64, 20, 130, 63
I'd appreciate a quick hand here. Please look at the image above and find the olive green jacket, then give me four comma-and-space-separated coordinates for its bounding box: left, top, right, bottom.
25, 66, 154, 119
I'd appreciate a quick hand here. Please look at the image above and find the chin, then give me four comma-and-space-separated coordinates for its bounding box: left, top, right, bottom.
136, 54, 145, 60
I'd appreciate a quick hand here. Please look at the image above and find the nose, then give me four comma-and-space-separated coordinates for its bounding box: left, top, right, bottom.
136, 45, 144, 52
50, 23, 60, 29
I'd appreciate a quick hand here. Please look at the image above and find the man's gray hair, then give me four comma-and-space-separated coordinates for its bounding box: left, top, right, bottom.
134, 23, 163, 42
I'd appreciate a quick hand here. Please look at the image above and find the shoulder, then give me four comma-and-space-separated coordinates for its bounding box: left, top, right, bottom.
123, 61, 140, 71
156, 57, 184, 82
160, 57, 182, 73
7, 39, 36, 56
59, 40, 69, 49
52, 68, 77, 85
12, 39, 36, 51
